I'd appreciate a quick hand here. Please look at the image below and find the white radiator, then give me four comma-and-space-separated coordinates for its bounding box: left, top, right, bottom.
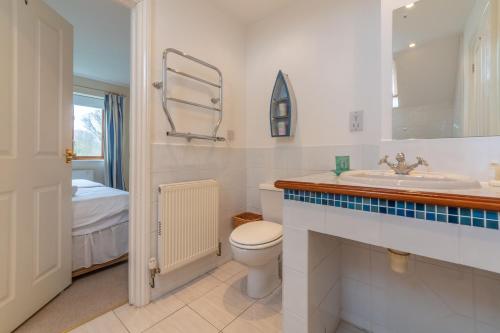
158, 180, 219, 274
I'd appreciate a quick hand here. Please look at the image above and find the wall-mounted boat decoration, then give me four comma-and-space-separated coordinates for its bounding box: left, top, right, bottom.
270, 70, 296, 138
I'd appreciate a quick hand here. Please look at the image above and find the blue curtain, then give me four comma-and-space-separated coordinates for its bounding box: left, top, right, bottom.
104, 94, 125, 190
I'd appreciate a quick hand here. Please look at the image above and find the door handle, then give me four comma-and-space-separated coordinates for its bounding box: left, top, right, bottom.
65, 148, 76, 164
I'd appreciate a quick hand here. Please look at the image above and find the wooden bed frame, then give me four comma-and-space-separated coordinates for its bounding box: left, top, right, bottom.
72, 254, 129, 278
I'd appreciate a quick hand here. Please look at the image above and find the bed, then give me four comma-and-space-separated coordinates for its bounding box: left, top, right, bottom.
72, 179, 129, 276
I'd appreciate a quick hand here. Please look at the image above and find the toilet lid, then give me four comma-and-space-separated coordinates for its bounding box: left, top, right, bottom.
230, 221, 283, 246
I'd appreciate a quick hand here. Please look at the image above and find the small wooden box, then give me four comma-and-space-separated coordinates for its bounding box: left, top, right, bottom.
232, 212, 263, 228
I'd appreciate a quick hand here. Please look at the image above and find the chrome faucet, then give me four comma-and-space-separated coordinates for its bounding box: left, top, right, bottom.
379, 152, 428, 175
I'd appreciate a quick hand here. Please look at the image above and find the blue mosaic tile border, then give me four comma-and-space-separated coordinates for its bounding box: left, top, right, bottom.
283, 189, 500, 230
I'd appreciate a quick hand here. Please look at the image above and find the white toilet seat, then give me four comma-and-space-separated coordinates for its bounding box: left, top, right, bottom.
230, 235, 282, 250
230, 221, 283, 250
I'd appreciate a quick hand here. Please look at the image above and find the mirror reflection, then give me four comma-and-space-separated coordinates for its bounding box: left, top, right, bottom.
392, 0, 500, 139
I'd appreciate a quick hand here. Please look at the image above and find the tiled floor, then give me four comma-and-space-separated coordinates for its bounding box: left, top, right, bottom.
69, 260, 364, 333
336, 321, 367, 333
69, 261, 282, 333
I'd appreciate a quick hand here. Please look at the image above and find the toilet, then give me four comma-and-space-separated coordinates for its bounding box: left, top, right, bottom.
229, 183, 283, 299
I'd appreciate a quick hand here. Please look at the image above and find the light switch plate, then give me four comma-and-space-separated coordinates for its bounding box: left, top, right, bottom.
350, 110, 364, 132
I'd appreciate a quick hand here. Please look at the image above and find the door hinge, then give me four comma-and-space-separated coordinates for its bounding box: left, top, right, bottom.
472, 64, 475, 73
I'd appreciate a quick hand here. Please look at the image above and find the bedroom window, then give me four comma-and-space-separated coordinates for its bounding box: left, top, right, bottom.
73, 93, 104, 160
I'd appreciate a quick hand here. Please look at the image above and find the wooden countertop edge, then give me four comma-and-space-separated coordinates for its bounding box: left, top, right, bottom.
274, 180, 500, 211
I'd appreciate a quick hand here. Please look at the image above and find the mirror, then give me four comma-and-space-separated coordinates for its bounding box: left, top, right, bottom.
392, 0, 500, 139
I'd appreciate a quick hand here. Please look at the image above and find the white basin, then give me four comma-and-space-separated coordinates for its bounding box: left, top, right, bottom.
339, 170, 481, 190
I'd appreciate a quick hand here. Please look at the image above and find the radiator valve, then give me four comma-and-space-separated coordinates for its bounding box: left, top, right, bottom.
148, 257, 160, 288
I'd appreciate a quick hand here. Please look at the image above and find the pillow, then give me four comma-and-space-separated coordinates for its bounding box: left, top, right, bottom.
72, 179, 105, 188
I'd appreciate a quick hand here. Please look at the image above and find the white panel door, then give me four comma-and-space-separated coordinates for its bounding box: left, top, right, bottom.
0, 1, 73, 332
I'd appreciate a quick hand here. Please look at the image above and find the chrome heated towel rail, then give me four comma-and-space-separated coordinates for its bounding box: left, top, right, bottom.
153, 48, 225, 142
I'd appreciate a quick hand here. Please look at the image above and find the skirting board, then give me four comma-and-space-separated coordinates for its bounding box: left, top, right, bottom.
72, 254, 129, 278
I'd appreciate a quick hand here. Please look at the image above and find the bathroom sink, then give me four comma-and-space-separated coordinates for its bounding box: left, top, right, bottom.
338, 170, 481, 190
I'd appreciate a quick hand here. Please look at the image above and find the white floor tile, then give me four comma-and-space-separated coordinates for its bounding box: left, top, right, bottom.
258, 286, 282, 313
113, 293, 184, 333
144, 306, 218, 333
225, 270, 248, 293
476, 321, 500, 333
474, 274, 500, 330
69, 312, 128, 333
223, 302, 282, 333
336, 321, 367, 333
173, 274, 223, 304
189, 282, 255, 330
210, 260, 247, 282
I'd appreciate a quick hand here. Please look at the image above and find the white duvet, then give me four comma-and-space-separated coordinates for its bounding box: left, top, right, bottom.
72, 179, 129, 236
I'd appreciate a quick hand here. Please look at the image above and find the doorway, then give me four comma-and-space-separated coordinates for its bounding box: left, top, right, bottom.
7, 0, 132, 332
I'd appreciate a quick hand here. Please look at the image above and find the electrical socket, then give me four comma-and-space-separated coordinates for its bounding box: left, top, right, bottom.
350, 110, 364, 132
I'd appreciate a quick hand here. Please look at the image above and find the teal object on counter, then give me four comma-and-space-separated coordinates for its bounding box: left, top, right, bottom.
334, 156, 350, 176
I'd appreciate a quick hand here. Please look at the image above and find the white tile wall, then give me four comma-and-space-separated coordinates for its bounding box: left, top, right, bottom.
283, 200, 500, 333
324, 202, 500, 274
283, 200, 326, 233
338, 240, 500, 333
460, 227, 500, 273
282, 226, 309, 273
380, 137, 500, 182
281, 203, 343, 333
379, 214, 461, 264
149, 139, 500, 332
150, 144, 246, 298
326, 207, 382, 245
246, 145, 379, 213
282, 265, 309, 317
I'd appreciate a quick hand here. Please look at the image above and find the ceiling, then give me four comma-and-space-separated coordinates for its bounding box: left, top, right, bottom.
393, 0, 476, 53
211, 0, 295, 24
43, 0, 130, 86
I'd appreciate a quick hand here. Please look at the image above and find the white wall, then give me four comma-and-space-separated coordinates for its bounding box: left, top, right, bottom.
150, 0, 246, 147
146, 0, 500, 301
395, 35, 460, 109
245, 0, 381, 148
244, 0, 382, 212
393, 34, 460, 139
382, 0, 414, 139
43, 0, 130, 86
149, 0, 247, 297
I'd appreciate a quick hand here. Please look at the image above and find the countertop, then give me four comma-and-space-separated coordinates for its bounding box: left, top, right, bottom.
275, 172, 500, 211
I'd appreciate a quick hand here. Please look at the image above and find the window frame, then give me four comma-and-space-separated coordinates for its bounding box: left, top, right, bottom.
392, 60, 400, 109
72, 94, 105, 160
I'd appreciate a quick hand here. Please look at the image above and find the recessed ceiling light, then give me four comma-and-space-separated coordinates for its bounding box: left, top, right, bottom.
409, 43, 416, 48
406, 3, 415, 9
